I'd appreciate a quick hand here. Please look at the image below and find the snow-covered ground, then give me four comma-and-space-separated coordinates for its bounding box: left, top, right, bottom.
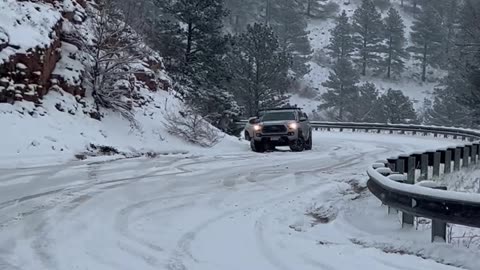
0, 88, 245, 168
0, 131, 478, 270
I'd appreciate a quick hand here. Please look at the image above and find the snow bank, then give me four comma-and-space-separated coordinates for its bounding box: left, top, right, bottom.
0, 89, 247, 168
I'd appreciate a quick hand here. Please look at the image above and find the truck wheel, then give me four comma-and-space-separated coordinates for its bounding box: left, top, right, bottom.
251, 140, 266, 153
244, 131, 251, 141
289, 136, 305, 152
305, 132, 313, 150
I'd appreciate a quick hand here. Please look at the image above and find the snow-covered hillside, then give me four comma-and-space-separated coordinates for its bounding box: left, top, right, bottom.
294, 0, 443, 113
0, 89, 246, 167
0, 0, 245, 166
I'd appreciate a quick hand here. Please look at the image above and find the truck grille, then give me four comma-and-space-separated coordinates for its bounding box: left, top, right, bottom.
263, 125, 287, 133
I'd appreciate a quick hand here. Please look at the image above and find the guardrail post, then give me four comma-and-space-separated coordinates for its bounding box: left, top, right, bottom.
444, 149, 452, 174
463, 146, 470, 168
407, 156, 415, 184
454, 148, 461, 171
472, 143, 479, 164
420, 154, 428, 180
433, 152, 441, 177
396, 159, 404, 175
402, 156, 417, 221
431, 186, 448, 242
387, 158, 397, 171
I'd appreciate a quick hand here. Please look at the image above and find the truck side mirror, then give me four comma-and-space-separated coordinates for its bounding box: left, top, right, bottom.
248, 117, 258, 124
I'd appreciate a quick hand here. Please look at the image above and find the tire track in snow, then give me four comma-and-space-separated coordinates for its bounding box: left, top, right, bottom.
166, 152, 366, 270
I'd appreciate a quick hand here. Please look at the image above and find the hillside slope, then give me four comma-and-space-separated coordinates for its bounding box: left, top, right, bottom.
0, 0, 245, 166
292, 0, 443, 114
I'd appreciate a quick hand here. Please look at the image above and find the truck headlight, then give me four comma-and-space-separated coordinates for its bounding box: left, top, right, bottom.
288, 122, 298, 130
253, 124, 262, 131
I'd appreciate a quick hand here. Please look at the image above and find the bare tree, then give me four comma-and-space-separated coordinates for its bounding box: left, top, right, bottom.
162, 107, 223, 147
82, 0, 143, 127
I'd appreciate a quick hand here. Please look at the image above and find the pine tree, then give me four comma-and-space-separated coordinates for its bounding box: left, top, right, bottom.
156, 0, 240, 131
156, 0, 228, 70
351, 82, 383, 122
424, 86, 473, 127
319, 58, 360, 121
408, 4, 443, 82
224, 0, 258, 33
268, 0, 312, 78
326, 10, 354, 62
379, 89, 417, 124
372, 0, 391, 11
382, 7, 408, 79
225, 23, 291, 116
352, 0, 385, 76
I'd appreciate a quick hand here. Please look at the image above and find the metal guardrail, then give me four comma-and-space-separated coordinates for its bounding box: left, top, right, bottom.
237, 120, 480, 242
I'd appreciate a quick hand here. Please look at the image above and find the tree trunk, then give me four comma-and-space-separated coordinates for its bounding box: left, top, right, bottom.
186, 22, 193, 65
339, 84, 344, 120
265, 0, 271, 24
362, 37, 367, 76
387, 36, 392, 79
401, 0, 404, 7
307, 0, 312, 17
422, 42, 428, 82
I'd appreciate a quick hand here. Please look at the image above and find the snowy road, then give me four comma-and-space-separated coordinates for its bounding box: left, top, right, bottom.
0, 132, 474, 270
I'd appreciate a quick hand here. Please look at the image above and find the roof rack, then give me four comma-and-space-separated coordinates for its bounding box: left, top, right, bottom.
258, 107, 303, 112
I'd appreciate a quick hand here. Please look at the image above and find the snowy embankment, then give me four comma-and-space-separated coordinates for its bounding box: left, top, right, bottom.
0, 132, 478, 270
0, 0, 246, 168
0, 89, 246, 168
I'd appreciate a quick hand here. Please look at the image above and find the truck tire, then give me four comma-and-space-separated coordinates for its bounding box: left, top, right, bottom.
244, 131, 251, 141
289, 134, 305, 152
251, 140, 266, 153
304, 132, 313, 150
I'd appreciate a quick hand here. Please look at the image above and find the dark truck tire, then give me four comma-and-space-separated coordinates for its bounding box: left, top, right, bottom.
304, 131, 313, 150
244, 131, 251, 141
251, 140, 266, 153
289, 133, 305, 152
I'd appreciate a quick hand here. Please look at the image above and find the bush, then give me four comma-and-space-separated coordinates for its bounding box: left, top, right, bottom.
312, 49, 333, 67
324, 1, 340, 17
163, 107, 223, 147
298, 86, 319, 99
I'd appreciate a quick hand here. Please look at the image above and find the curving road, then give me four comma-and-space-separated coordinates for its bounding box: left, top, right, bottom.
0, 132, 471, 270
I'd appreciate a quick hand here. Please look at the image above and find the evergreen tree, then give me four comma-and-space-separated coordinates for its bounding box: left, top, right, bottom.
267, 0, 312, 78
351, 82, 383, 122
352, 0, 385, 76
225, 24, 291, 116
408, 4, 443, 82
379, 89, 417, 123
372, 0, 391, 11
156, 0, 240, 131
319, 58, 360, 121
382, 7, 408, 79
326, 10, 354, 62
423, 0, 460, 68
424, 86, 473, 127
224, 0, 258, 33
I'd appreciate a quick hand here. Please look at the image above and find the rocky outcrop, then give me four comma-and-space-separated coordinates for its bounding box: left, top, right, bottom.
0, 0, 169, 105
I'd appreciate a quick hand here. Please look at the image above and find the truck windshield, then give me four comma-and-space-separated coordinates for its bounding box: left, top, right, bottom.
261, 111, 296, 121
